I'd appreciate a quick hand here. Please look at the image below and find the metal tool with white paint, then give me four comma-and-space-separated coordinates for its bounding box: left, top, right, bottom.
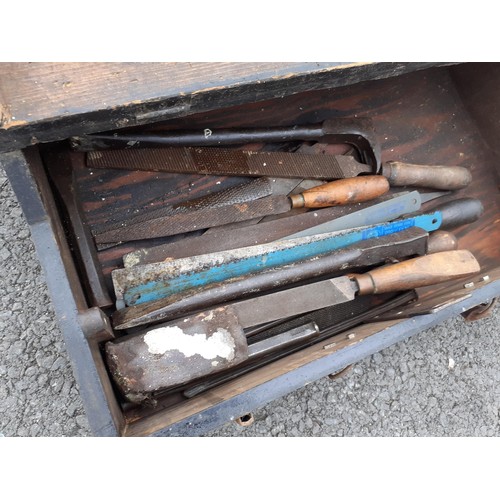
113, 226, 449, 330
105, 250, 481, 402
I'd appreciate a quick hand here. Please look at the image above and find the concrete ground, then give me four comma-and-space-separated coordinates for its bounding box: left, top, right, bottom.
1, 164, 499, 437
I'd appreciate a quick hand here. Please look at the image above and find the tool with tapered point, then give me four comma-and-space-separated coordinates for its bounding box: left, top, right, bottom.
121, 190, 449, 267
79, 118, 471, 191
85, 146, 472, 193
112, 211, 443, 308
112, 198, 483, 308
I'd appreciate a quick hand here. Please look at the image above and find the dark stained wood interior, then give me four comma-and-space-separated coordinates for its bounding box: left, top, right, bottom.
37, 63, 500, 431
64, 65, 500, 283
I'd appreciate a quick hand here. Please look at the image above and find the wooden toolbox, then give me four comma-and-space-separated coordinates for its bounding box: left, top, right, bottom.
1, 62, 499, 436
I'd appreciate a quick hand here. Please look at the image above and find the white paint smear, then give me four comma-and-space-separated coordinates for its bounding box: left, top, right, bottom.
144, 325, 236, 361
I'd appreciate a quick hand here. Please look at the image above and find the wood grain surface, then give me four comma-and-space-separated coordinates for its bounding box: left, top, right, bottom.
0, 62, 443, 152
11, 62, 500, 434
354, 250, 480, 295
65, 65, 500, 287
290, 175, 389, 208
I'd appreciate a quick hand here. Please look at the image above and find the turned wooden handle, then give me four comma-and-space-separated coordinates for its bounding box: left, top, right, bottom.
289, 175, 389, 208
426, 231, 458, 254
432, 198, 484, 230
381, 161, 472, 190
354, 250, 480, 295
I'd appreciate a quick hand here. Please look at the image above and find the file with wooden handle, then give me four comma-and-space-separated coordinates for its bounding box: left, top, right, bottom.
122, 190, 449, 267
94, 175, 390, 243
112, 212, 443, 307
75, 117, 383, 170
105, 250, 480, 400
112, 197, 483, 308
112, 227, 457, 330
84, 145, 472, 190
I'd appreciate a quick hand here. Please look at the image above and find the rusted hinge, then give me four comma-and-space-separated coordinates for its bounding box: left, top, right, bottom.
461, 298, 497, 322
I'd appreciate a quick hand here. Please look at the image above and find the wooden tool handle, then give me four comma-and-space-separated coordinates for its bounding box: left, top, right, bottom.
381, 161, 472, 190
432, 198, 484, 229
354, 250, 480, 295
289, 175, 389, 208
426, 231, 458, 254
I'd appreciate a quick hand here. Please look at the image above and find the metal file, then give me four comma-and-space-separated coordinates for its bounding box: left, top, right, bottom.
112, 212, 443, 308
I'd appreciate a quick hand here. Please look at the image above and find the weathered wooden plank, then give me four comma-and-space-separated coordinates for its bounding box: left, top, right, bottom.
0, 62, 351, 124
0, 62, 443, 152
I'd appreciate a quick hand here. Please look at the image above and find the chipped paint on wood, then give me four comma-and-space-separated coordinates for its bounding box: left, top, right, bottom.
0, 103, 28, 129
144, 325, 236, 361
105, 306, 249, 400
0, 103, 11, 127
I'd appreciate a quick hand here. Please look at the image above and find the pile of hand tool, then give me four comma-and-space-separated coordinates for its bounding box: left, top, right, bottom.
75, 118, 483, 404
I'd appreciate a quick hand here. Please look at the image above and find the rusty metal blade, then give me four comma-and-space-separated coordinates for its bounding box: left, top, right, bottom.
105, 307, 250, 400
201, 178, 325, 234
113, 227, 430, 330
86, 147, 373, 179
196, 279, 349, 327
92, 176, 275, 236
105, 277, 356, 400
94, 195, 292, 243
75, 117, 382, 171
122, 191, 421, 266
112, 212, 442, 308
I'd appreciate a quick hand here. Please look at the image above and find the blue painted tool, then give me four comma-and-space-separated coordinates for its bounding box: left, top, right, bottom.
112, 212, 442, 307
